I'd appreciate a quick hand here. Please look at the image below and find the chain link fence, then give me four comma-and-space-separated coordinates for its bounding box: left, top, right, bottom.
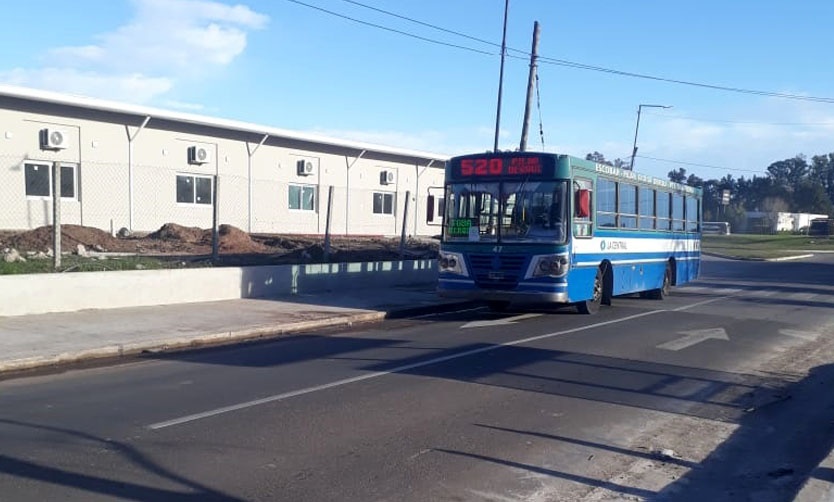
1, 156, 438, 269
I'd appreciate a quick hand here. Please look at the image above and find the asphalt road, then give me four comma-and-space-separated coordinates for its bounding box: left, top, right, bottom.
3, 255, 834, 501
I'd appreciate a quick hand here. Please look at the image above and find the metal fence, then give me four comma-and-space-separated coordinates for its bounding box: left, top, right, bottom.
2, 158, 439, 270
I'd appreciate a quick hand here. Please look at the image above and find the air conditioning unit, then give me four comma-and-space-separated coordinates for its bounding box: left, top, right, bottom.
297, 159, 315, 176
41, 128, 68, 150
188, 146, 211, 164
380, 170, 396, 185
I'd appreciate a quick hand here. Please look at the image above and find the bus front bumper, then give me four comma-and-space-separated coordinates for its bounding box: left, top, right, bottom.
437, 280, 569, 304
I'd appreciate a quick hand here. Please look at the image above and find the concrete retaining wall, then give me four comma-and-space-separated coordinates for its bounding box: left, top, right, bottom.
2, 260, 437, 317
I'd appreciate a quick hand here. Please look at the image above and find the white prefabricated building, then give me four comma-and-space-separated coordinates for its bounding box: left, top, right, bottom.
0, 84, 449, 237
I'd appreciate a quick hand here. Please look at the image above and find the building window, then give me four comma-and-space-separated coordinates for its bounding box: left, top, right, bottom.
289, 184, 316, 211
24, 162, 77, 199
373, 192, 395, 215
177, 174, 212, 205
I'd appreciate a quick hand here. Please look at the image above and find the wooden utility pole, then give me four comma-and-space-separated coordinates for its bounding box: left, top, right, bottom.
520, 21, 540, 152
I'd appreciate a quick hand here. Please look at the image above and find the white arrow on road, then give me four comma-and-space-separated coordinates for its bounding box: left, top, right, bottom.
461, 313, 542, 329
657, 328, 729, 351
779, 329, 819, 341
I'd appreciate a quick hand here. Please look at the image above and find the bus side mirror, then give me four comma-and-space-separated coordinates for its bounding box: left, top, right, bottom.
575, 189, 591, 218
426, 195, 435, 222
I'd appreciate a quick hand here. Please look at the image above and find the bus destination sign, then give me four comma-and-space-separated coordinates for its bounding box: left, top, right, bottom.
450, 155, 556, 179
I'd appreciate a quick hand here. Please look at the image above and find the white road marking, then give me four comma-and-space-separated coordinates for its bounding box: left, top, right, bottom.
779, 329, 820, 341
148, 310, 663, 430
657, 328, 730, 351
461, 313, 542, 329
712, 288, 741, 295
672, 296, 729, 312
679, 286, 709, 293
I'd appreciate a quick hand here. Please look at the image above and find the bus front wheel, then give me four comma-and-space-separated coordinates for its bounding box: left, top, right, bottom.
576, 268, 604, 314
487, 300, 511, 312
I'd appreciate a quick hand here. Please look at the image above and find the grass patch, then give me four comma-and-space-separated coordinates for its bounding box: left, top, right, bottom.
0, 255, 210, 275
702, 234, 833, 259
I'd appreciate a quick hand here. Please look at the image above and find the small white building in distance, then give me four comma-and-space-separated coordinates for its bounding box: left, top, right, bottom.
0, 84, 448, 237
744, 211, 828, 233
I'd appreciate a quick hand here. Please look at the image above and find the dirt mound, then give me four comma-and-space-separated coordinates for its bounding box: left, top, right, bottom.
7, 225, 127, 252
216, 224, 270, 254
1, 223, 439, 262
147, 223, 204, 243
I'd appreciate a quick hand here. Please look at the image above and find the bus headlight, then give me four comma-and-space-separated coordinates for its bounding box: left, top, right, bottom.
531, 254, 569, 278
439, 251, 468, 275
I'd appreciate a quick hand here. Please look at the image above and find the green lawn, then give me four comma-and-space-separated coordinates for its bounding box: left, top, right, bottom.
0, 256, 207, 275
701, 234, 834, 260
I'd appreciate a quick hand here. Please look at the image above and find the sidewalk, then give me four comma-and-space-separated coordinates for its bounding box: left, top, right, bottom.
0, 284, 472, 375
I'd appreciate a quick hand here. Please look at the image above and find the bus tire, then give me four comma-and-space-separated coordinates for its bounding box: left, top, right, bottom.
647, 263, 672, 300
487, 300, 511, 312
576, 268, 604, 314
601, 262, 613, 306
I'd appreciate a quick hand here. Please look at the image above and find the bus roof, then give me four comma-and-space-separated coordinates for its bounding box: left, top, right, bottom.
448, 151, 701, 197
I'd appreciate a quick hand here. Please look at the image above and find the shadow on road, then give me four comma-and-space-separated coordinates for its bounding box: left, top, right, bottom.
365, 344, 789, 422
0, 419, 243, 501
654, 362, 834, 501
432, 362, 834, 501
435, 448, 657, 499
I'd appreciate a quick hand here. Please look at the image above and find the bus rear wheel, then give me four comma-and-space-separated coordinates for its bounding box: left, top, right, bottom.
576, 268, 604, 314
647, 263, 672, 300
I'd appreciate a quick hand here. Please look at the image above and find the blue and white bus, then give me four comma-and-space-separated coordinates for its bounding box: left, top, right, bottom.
436, 151, 701, 314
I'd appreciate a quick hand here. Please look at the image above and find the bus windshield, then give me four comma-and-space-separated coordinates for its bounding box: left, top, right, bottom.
443, 180, 568, 243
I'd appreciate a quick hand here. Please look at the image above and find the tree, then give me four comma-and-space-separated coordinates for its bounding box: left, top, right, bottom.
794, 180, 834, 215
686, 174, 704, 188
668, 168, 687, 184
811, 153, 834, 203
585, 152, 612, 166
612, 158, 629, 169
766, 155, 808, 192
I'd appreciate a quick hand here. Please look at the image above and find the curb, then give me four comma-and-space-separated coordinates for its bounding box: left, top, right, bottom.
0, 300, 477, 376
702, 252, 815, 262
766, 254, 814, 262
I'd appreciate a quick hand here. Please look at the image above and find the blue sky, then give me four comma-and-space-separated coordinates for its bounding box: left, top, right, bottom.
2, 0, 834, 182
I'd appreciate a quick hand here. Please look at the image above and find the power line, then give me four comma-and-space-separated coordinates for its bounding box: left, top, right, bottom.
289, 0, 834, 105
534, 56, 834, 104
336, 0, 529, 57
337, 0, 497, 49
642, 111, 834, 127
283, 0, 495, 56
636, 155, 766, 174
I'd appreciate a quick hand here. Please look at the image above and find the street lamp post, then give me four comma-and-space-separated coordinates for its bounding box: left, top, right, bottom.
630, 104, 671, 170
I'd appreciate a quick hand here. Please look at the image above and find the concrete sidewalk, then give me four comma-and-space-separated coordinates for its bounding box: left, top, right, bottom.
0, 284, 471, 375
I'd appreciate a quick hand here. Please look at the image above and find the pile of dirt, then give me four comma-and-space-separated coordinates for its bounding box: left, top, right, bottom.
216, 225, 271, 254
1, 223, 439, 262
147, 223, 204, 243
6, 225, 131, 253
